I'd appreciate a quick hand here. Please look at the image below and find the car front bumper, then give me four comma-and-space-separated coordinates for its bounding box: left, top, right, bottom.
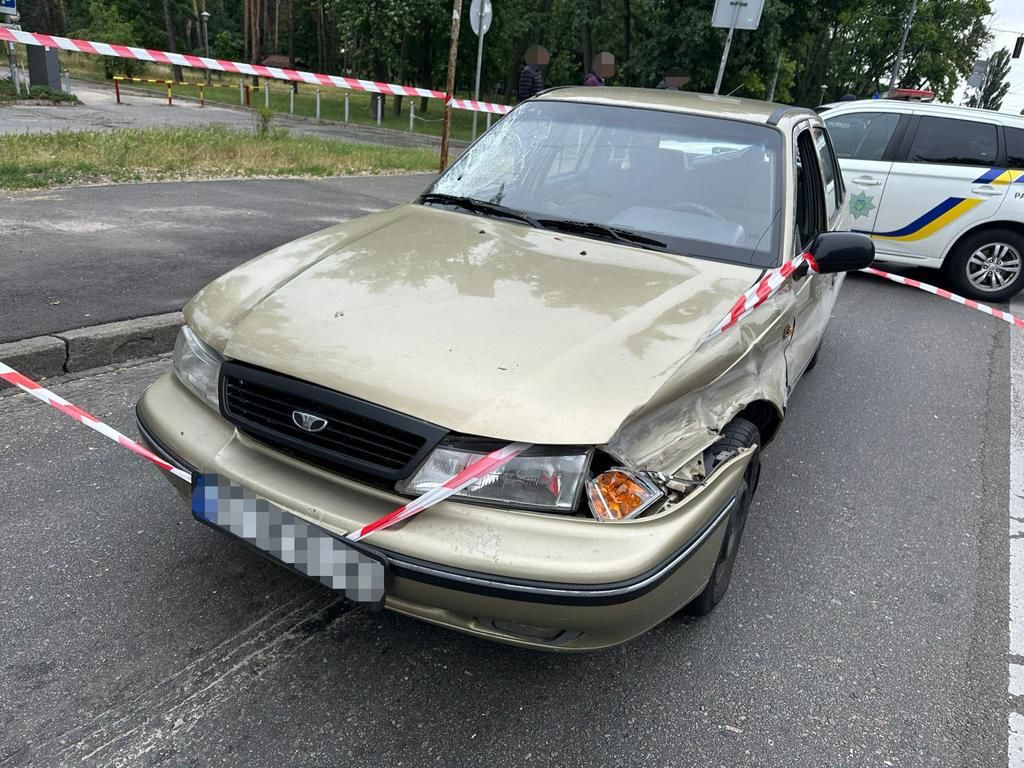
137, 372, 751, 651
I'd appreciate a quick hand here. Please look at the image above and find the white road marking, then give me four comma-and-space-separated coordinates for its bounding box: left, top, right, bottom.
1010, 294, 1024, 767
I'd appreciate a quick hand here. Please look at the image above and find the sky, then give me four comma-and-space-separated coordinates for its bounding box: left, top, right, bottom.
980, 0, 1024, 113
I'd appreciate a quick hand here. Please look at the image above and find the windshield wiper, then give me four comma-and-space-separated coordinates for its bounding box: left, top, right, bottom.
419, 193, 541, 228
535, 218, 668, 251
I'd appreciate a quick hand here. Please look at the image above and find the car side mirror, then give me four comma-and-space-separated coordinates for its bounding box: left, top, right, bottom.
806, 232, 875, 273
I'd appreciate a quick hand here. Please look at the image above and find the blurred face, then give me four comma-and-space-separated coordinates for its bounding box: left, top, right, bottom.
593, 52, 615, 78
526, 45, 550, 66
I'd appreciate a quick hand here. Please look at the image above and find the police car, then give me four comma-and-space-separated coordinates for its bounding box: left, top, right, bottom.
821, 99, 1024, 300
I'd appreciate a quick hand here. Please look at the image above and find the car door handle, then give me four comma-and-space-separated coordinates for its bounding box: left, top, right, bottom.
971, 185, 1004, 196
852, 176, 881, 187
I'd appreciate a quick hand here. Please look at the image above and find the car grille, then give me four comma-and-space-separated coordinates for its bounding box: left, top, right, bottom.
219, 361, 447, 481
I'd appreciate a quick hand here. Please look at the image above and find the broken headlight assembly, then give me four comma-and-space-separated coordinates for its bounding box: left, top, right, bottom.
397, 442, 590, 512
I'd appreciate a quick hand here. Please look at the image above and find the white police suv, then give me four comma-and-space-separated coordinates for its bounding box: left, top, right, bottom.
822, 100, 1024, 300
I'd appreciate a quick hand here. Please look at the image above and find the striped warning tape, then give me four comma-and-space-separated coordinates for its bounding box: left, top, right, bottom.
861, 266, 1024, 329
0, 27, 511, 114
0, 359, 527, 540
705, 253, 819, 340
0, 361, 192, 483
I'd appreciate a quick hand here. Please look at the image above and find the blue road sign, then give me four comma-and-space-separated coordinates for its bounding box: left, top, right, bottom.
0, 0, 16, 16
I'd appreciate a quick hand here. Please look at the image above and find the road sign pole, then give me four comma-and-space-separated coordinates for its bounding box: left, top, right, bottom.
471, 0, 485, 140
713, 1, 743, 95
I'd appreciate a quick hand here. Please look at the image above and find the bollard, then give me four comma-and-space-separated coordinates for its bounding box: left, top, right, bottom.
244, 85, 251, 106
199, 85, 205, 107
409, 100, 415, 132
316, 89, 321, 120
114, 78, 121, 105
264, 83, 269, 108
486, 112, 492, 130
239, 79, 244, 106
344, 93, 349, 123
376, 96, 382, 127
289, 88, 294, 114
11, 65, 20, 97
61, 69, 70, 95
167, 82, 173, 107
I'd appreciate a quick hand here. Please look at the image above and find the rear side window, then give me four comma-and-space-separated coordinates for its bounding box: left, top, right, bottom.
1006, 127, 1024, 168
907, 116, 997, 167
824, 112, 900, 161
795, 130, 827, 250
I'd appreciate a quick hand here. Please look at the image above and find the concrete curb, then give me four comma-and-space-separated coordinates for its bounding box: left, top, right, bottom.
0, 312, 183, 380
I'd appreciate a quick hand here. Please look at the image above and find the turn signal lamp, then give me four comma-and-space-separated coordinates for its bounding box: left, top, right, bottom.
586, 469, 662, 522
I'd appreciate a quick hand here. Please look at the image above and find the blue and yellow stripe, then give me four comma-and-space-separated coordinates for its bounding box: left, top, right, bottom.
974, 168, 1024, 184
856, 196, 983, 242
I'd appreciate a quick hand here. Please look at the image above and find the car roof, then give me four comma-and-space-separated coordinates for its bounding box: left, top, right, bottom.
820, 98, 1024, 126
532, 87, 815, 128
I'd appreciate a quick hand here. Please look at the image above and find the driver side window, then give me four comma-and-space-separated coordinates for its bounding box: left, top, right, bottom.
794, 129, 827, 250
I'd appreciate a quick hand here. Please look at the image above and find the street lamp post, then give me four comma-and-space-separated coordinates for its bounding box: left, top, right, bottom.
200, 9, 211, 85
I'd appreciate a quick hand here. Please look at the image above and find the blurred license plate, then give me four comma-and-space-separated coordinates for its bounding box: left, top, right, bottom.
191, 474, 386, 607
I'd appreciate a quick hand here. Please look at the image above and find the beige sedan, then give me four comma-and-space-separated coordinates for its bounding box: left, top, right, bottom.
137, 88, 873, 650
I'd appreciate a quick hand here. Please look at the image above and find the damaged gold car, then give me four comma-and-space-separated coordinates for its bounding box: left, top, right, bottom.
137, 89, 874, 650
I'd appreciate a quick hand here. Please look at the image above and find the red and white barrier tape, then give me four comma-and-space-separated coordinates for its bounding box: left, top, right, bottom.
860, 266, 1024, 329
346, 443, 530, 541
0, 359, 527, 540
706, 253, 819, 340
446, 98, 512, 115
0, 361, 193, 482
0, 27, 512, 115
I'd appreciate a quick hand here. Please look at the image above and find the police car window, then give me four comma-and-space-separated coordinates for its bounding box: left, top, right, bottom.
1006, 127, 1024, 168
824, 112, 900, 161
813, 126, 841, 219
908, 116, 997, 167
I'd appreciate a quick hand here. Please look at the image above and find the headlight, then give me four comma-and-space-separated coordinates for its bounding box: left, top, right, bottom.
397, 442, 590, 512
172, 326, 222, 410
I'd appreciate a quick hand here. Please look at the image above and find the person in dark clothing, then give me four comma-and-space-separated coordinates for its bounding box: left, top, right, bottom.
517, 45, 548, 101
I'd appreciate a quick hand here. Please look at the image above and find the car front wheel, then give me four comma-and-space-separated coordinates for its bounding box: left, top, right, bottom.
944, 228, 1024, 301
685, 417, 761, 616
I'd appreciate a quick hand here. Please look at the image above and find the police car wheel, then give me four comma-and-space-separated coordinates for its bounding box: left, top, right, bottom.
945, 228, 1024, 302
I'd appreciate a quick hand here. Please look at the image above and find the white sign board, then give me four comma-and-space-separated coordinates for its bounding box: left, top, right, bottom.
711, 0, 765, 31
470, 0, 492, 36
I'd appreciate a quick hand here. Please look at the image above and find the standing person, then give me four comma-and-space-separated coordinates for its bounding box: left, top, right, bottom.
518, 45, 548, 101
583, 52, 615, 86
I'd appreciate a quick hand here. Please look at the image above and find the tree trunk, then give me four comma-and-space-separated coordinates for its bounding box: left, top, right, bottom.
264, 0, 271, 58
274, 0, 280, 53
287, 0, 295, 67
162, 0, 184, 81
55, 0, 69, 33
394, 29, 408, 117
316, 0, 326, 71
243, 0, 250, 61
622, 0, 630, 85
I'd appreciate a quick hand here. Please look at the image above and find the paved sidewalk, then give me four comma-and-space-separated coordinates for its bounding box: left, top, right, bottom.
0, 79, 464, 150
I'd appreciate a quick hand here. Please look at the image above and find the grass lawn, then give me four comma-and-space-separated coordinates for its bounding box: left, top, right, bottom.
59, 53, 497, 143
0, 126, 439, 190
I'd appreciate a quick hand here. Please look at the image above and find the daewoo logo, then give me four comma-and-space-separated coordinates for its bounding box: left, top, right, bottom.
291, 410, 329, 433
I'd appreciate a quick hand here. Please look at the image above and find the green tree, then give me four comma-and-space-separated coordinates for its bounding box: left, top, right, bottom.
967, 47, 1011, 110
76, 0, 147, 77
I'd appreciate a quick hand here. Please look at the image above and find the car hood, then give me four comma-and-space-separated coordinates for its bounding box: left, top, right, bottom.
189, 205, 758, 445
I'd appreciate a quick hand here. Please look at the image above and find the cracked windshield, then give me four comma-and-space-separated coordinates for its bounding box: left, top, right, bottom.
427, 100, 783, 267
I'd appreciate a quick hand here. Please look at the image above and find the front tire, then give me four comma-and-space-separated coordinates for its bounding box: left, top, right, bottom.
685, 417, 761, 616
944, 228, 1024, 301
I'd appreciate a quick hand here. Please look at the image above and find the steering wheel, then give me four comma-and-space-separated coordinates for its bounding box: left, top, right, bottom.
673, 202, 728, 221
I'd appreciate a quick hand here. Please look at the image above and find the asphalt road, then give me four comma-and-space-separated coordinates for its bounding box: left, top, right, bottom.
0, 274, 1011, 767
0, 80, 455, 150
0, 174, 435, 343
